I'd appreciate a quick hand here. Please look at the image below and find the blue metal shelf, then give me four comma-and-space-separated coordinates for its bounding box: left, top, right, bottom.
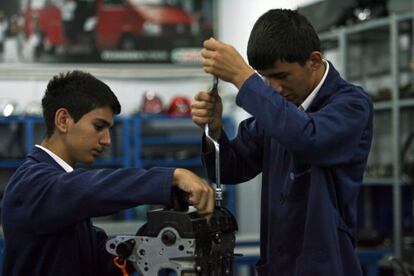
0, 116, 24, 124
142, 158, 202, 167
94, 158, 128, 167
133, 114, 203, 167
139, 114, 193, 121
141, 136, 200, 144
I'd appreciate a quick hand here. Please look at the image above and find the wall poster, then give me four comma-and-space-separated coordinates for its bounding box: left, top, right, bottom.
0, 0, 215, 64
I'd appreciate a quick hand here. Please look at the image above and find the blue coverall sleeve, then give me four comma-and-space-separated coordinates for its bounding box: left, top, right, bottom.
236, 73, 373, 166
18, 165, 174, 234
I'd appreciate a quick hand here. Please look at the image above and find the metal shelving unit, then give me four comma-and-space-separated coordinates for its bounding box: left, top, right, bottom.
320, 11, 414, 259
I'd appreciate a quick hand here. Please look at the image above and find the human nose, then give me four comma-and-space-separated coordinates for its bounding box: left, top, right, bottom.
267, 78, 283, 92
100, 129, 111, 146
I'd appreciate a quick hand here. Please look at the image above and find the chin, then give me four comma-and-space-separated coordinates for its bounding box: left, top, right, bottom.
81, 157, 96, 166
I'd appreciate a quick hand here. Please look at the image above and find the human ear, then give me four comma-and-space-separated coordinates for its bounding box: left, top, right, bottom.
54, 108, 72, 134
308, 51, 323, 71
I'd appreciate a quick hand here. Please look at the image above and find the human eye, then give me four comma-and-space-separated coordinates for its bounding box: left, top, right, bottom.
93, 119, 112, 132
94, 123, 105, 131
272, 73, 288, 80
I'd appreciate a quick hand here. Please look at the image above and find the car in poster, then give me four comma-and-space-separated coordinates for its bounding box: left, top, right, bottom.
23, 0, 202, 62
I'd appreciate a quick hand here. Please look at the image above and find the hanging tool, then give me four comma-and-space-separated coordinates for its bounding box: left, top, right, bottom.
204, 76, 222, 206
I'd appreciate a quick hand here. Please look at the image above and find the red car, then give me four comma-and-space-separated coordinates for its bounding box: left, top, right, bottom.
23, 0, 195, 58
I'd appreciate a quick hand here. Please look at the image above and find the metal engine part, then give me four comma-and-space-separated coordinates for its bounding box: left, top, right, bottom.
106, 206, 238, 275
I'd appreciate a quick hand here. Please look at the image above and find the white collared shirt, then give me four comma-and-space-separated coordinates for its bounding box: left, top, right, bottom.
300, 60, 329, 111
35, 144, 74, 172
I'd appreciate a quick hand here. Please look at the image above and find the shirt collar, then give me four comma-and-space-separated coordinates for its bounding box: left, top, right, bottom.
35, 144, 74, 172
300, 60, 329, 111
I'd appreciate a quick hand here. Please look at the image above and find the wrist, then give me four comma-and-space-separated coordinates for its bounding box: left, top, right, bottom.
172, 168, 184, 186
233, 68, 255, 89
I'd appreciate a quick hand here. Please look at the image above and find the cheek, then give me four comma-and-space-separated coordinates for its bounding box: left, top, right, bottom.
69, 127, 95, 148
285, 79, 301, 94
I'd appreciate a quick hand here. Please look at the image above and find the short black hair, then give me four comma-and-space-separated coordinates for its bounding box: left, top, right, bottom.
247, 9, 320, 70
42, 70, 121, 137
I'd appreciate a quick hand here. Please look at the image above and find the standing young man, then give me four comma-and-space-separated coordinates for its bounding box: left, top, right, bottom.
2, 70, 214, 275
191, 9, 373, 275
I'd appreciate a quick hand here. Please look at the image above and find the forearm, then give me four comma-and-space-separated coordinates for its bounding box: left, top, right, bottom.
236, 74, 373, 166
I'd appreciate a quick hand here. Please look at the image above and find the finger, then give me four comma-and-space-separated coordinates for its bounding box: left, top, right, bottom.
203, 65, 214, 75
192, 115, 216, 128
191, 101, 216, 115
195, 194, 213, 215
202, 55, 217, 74
191, 110, 214, 120
195, 185, 208, 212
192, 108, 217, 119
201, 48, 216, 59
192, 114, 218, 125
191, 100, 216, 110
194, 91, 214, 102
191, 117, 207, 127
205, 186, 215, 214
188, 187, 202, 208
202, 60, 215, 72
192, 117, 216, 128
197, 188, 215, 222
203, 37, 220, 50
193, 91, 204, 100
